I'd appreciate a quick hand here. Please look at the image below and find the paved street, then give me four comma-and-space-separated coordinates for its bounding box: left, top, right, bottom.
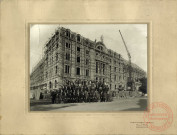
30, 97, 147, 112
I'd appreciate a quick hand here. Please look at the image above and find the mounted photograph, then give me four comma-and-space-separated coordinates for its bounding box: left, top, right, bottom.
29, 24, 147, 111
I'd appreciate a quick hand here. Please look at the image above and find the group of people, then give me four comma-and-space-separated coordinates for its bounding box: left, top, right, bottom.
50, 80, 113, 104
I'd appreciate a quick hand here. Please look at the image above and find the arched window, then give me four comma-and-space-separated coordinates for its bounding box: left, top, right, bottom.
55, 80, 57, 88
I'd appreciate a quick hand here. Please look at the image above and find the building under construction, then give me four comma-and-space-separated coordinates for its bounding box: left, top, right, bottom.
30, 27, 146, 92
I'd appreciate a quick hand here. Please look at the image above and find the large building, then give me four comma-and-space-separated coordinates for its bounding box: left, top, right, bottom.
30, 27, 146, 92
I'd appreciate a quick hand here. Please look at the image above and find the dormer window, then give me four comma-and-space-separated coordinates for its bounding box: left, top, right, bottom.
66, 30, 70, 37
71, 34, 75, 39
97, 46, 103, 51
119, 54, 121, 58
85, 39, 88, 44
77, 35, 81, 42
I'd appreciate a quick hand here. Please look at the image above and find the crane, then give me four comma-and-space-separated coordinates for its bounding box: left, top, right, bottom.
119, 30, 134, 90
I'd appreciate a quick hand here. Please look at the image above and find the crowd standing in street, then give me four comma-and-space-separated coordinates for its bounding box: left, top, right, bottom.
50, 80, 113, 104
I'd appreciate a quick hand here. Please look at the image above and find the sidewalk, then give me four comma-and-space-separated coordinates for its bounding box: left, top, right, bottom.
30, 96, 147, 111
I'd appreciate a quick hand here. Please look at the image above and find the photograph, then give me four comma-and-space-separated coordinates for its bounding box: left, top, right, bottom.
2, 0, 177, 134
30, 24, 147, 111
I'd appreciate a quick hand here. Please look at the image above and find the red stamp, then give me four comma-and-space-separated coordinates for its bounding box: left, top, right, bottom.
143, 102, 173, 132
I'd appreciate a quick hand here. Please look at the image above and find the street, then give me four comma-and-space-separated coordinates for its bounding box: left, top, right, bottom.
30, 97, 147, 111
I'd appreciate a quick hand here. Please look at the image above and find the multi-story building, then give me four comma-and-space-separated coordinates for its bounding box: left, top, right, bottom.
30, 27, 146, 92
30, 58, 45, 90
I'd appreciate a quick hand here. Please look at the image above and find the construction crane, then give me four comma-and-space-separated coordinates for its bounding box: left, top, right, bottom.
119, 30, 134, 90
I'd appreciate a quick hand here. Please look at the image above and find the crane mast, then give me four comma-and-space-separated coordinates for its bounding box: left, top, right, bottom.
119, 30, 133, 90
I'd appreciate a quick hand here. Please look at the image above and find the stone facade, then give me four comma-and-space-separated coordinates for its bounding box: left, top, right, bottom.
30, 27, 146, 91
30, 58, 45, 90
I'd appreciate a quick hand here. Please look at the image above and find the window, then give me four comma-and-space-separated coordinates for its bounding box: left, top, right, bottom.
114, 67, 116, 72
86, 69, 89, 76
103, 64, 105, 75
97, 46, 103, 50
100, 63, 102, 74
96, 77, 98, 82
71, 34, 75, 39
49, 82, 52, 88
85, 40, 88, 44
51, 68, 53, 76
114, 75, 116, 81
96, 62, 98, 73
119, 76, 121, 80
56, 53, 58, 61
115, 85, 116, 89
66, 42, 70, 48
77, 47, 80, 52
46, 72, 48, 78
66, 53, 70, 60
55, 80, 57, 88
76, 67, 80, 75
56, 43, 59, 48
65, 65, 70, 74
66, 30, 70, 37
46, 60, 48, 67
51, 56, 53, 63
86, 50, 89, 55
86, 59, 89, 65
77, 35, 80, 42
77, 57, 80, 63
55, 66, 58, 74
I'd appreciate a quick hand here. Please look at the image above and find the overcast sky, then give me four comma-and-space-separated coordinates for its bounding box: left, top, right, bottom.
30, 24, 147, 73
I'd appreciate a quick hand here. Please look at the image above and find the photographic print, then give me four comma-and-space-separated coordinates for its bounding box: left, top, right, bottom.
30, 24, 147, 111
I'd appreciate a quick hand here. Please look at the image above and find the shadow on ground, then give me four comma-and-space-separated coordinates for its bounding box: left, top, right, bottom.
30, 104, 77, 111
121, 98, 147, 111
30, 99, 51, 106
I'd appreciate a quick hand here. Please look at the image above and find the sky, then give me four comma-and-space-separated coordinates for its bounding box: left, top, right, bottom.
30, 24, 147, 73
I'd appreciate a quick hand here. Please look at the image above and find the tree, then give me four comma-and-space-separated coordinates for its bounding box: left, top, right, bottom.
139, 77, 147, 94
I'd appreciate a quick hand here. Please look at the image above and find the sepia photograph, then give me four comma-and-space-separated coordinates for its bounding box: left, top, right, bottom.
30, 24, 147, 111
2, 0, 177, 134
